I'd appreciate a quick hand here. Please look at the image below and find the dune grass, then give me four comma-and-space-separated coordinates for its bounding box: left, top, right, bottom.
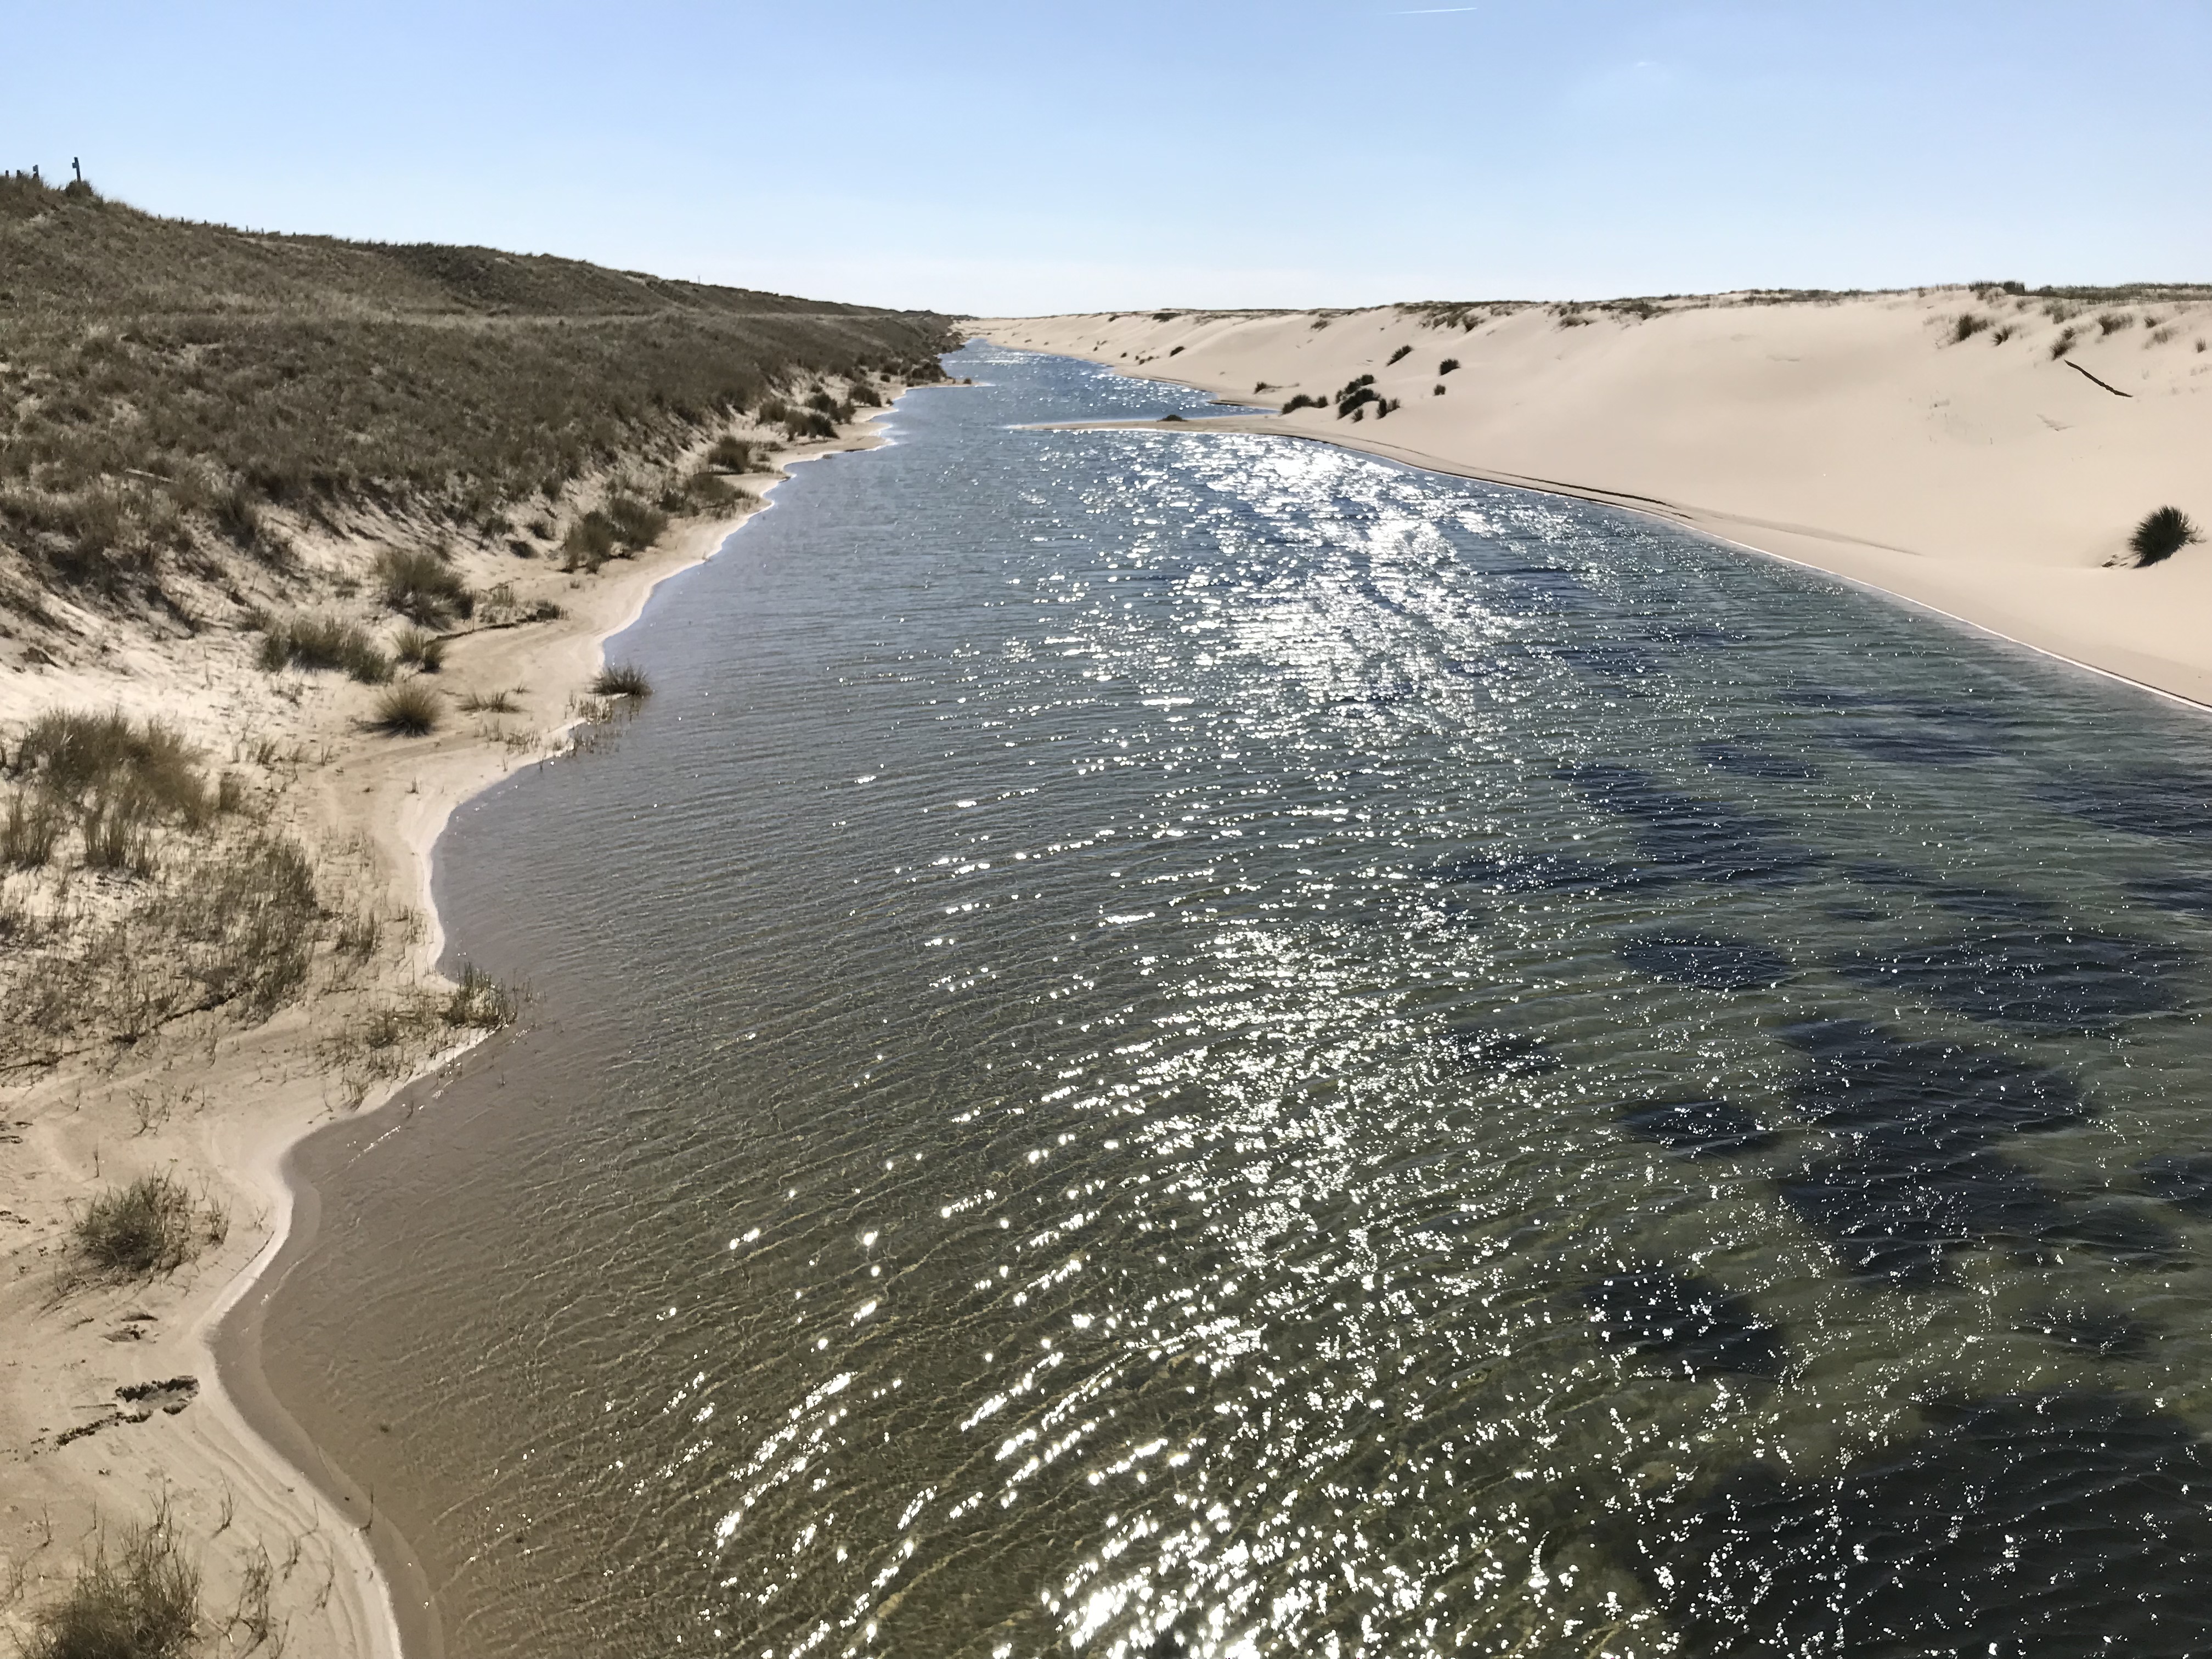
26, 1506, 200, 1659
369, 681, 442, 735
592, 662, 652, 698
73, 1173, 203, 1277
257, 613, 391, 682
444, 961, 518, 1029
374, 546, 473, 624
392, 625, 447, 672
2131, 506, 2203, 567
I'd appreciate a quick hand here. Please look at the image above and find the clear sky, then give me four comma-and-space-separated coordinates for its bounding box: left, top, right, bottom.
9, 2, 2208, 314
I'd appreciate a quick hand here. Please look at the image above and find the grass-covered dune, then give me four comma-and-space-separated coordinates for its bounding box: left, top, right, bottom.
0, 171, 956, 625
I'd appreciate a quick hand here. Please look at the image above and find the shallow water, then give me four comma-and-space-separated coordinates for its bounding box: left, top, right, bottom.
263, 344, 2212, 1658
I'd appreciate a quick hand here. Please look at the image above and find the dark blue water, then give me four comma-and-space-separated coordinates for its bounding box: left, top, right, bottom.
266, 343, 2212, 1658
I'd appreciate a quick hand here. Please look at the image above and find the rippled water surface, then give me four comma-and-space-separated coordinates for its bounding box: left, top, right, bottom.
264, 345, 2212, 1658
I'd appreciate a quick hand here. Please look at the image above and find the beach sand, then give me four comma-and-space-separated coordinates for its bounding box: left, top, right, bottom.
976, 292, 2212, 704
0, 401, 917, 1657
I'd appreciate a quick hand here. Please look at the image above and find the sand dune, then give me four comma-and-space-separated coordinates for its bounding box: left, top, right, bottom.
978, 290, 2212, 703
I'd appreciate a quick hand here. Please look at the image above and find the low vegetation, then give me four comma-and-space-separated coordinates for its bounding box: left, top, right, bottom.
1279, 393, 1326, 413
374, 546, 473, 624
1386, 345, 1413, 365
72, 1172, 214, 1277
2130, 506, 2203, 567
444, 961, 518, 1029
256, 612, 390, 681
26, 1506, 200, 1659
369, 681, 441, 735
592, 662, 652, 698
0, 170, 953, 637
392, 624, 446, 672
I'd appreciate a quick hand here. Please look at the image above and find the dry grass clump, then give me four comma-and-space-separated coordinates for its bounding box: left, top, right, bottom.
706, 435, 758, 472
256, 613, 391, 682
2131, 506, 2203, 567
2, 710, 219, 877
374, 547, 473, 624
444, 961, 517, 1029
368, 681, 441, 736
458, 688, 516, 713
25, 1505, 200, 1659
592, 662, 652, 697
72, 1172, 211, 1277
10, 711, 206, 820
391, 625, 446, 672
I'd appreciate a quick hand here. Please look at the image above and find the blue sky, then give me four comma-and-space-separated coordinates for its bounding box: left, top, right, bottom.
9, 2, 2208, 313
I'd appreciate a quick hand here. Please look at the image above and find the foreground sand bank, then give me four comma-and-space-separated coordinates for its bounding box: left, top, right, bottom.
977, 291, 2212, 704
0, 398, 917, 1657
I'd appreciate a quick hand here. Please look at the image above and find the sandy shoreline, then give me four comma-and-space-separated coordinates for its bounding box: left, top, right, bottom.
0, 394, 918, 1657
973, 294, 2212, 706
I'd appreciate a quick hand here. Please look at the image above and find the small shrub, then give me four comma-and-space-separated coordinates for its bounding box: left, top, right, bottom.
562, 510, 619, 572
1950, 313, 1989, 342
74, 1173, 199, 1277
459, 688, 517, 713
2050, 328, 2077, 360
605, 494, 668, 550
374, 546, 473, 624
1438, 358, 1459, 374
1434, 383, 1447, 396
1160, 412, 1187, 422
1990, 325, 2015, 344
392, 626, 446, 673
27, 1507, 200, 1659
1168, 346, 1184, 357
686, 470, 741, 509
592, 662, 652, 697
1386, 345, 1412, 365
212, 483, 262, 548
369, 681, 441, 736
2097, 311, 2135, 336
1279, 393, 1325, 413
2130, 506, 2203, 567
444, 961, 517, 1029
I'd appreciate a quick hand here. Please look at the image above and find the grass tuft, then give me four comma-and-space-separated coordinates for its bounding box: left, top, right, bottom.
258, 613, 391, 682
369, 681, 442, 736
374, 547, 473, 624
9, 710, 210, 829
392, 625, 447, 673
2130, 506, 2203, 567
74, 1173, 203, 1277
458, 688, 517, 713
444, 961, 517, 1029
592, 662, 652, 697
27, 1506, 200, 1659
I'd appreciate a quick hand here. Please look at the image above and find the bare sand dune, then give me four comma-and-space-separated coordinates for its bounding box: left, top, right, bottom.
979, 290, 2212, 703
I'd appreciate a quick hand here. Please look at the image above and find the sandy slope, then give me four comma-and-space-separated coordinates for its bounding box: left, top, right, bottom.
978, 291, 2212, 703
0, 404, 912, 1658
